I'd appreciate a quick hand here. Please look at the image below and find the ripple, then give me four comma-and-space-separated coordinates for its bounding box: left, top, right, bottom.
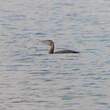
0, 0, 110, 110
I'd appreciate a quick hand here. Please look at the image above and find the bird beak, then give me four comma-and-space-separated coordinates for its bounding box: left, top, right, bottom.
40, 40, 50, 45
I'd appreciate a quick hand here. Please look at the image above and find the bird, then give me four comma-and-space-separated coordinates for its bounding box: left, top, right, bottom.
41, 40, 79, 54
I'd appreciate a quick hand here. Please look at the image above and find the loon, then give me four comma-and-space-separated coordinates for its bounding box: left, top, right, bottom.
41, 40, 79, 54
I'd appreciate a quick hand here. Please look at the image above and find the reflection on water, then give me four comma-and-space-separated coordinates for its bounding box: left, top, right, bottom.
0, 0, 110, 110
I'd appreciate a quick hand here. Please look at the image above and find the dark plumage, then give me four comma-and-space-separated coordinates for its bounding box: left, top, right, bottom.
41, 40, 80, 54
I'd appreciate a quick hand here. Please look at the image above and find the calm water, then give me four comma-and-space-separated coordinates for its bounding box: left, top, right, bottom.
0, 0, 110, 110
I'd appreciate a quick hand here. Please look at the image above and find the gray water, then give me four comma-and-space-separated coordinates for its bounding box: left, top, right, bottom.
0, 0, 110, 110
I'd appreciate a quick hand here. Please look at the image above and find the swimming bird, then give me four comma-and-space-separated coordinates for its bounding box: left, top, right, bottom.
41, 40, 79, 54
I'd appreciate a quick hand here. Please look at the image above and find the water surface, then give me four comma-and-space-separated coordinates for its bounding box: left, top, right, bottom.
0, 0, 110, 110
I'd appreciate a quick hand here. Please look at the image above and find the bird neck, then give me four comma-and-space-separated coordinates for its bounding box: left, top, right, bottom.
49, 43, 54, 54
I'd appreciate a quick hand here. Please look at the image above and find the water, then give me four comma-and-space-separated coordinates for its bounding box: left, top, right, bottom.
0, 0, 110, 110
